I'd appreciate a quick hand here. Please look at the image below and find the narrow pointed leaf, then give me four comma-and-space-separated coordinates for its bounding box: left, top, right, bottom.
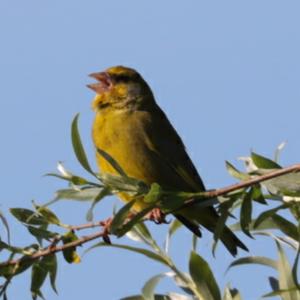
227, 256, 278, 271
225, 161, 250, 180
213, 199, 235, 255
126, 222, 154, 245
189, 251, 221, 300
110, 200, 136, 234
142, 273, 168, 300
271, 214, 299, 241
144, 183, 163, 204
115, 205, 155, 237
27, 226, 58, 241
276, 240, 300, 299
10, 208, 47, 225
97, 148, 127, 176
31, 260, 48, 299
254, 204, 288, 228
71, 114, 94, 175
84, 242, 169, 266
55, 187, 103, 202
292, 243, 300, 291
240, 189, 253, 237
42, 254, 58, 294
33, 204, 60, 226
251, 152, 282, 169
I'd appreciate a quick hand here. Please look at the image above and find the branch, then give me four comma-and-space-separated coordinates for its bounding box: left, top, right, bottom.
1, 164, 299, 270
0, 230, 105, 268
182, 163, 300, 208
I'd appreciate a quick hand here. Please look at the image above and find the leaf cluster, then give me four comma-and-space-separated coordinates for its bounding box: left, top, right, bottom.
0, 116, 300, 299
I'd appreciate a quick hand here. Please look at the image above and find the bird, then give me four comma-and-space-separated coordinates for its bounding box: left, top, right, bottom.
87, 65, 247, 256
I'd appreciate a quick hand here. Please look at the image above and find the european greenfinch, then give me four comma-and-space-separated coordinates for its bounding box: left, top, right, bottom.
88, 66, 247, 256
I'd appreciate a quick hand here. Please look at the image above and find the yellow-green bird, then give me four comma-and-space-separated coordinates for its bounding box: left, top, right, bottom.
88, 66, 247, 256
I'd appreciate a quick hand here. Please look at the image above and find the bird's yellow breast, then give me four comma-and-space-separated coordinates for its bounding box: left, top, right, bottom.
92, 109, 159, 210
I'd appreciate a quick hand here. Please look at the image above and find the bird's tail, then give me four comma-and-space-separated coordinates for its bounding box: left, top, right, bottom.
178, 206, 248, 256
218, 225, 248, 256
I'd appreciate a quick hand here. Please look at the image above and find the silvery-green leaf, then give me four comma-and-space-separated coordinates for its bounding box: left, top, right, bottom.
251, 152, 282, 169
71, 114, 95, 176
189, 251, 221, 300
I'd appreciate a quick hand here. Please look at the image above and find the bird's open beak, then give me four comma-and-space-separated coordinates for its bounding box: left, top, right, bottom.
87, 72, 113, 94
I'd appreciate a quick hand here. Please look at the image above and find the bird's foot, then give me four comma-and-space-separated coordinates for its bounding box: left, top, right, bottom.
147, 208, 170, 224
100, 217, 113, 244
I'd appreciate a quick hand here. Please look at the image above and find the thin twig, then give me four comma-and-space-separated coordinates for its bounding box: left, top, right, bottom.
69, 221, 103, 231
0, 231, 105, 268
1, 163, 300, 269
183, 163, 300, 208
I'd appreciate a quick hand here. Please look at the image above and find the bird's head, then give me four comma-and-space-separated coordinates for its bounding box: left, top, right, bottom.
88, 66, 154, 111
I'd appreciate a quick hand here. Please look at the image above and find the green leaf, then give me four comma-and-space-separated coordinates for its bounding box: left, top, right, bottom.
213, 198, 236, 255
292, 242, 300, 292
227, 256, 278, 271
86, 187, 111, 221
144, 183, 163, 204
254, 204, 288, 228
54, 187, 103, 202
172, 273, 194, 296
97, 148, 127, 176
100, 173, 148, 194
160, 195, 185, 213
10, 208, 47, 225
62, 231, 81, 264
142, 273, 169, 300
251, 152, 282, 169
126, 222, 155, 246
45, 172, 92, 186
271, 214, 299, 241
42, 255, 58, 294
240, 189, 253, 237
84, 242, 169, 266
0, 241, 37, 255
0, 257, 35, 277
33, 204, 60, 226
225, 161, 250, 180
31, 259, 48, 300
263, 173, 300, 196
115, 205, 155, 238
71, 114, 94, 175
110, 200, 136, 235
189, 251, 221, 300
276, 240, 300, 300
27, 226, 58, 241
252, 185, 267, 204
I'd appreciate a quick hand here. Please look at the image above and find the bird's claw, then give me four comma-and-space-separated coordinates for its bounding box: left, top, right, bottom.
147, 208, 170, 224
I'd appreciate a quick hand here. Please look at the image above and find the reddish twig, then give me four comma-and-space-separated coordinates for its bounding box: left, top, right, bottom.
0, 230, 105, 268
1, 163, 300, 269
183, 163, 300, 208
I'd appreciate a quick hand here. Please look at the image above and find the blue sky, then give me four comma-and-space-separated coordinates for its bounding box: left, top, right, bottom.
1, 0, 300, 299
